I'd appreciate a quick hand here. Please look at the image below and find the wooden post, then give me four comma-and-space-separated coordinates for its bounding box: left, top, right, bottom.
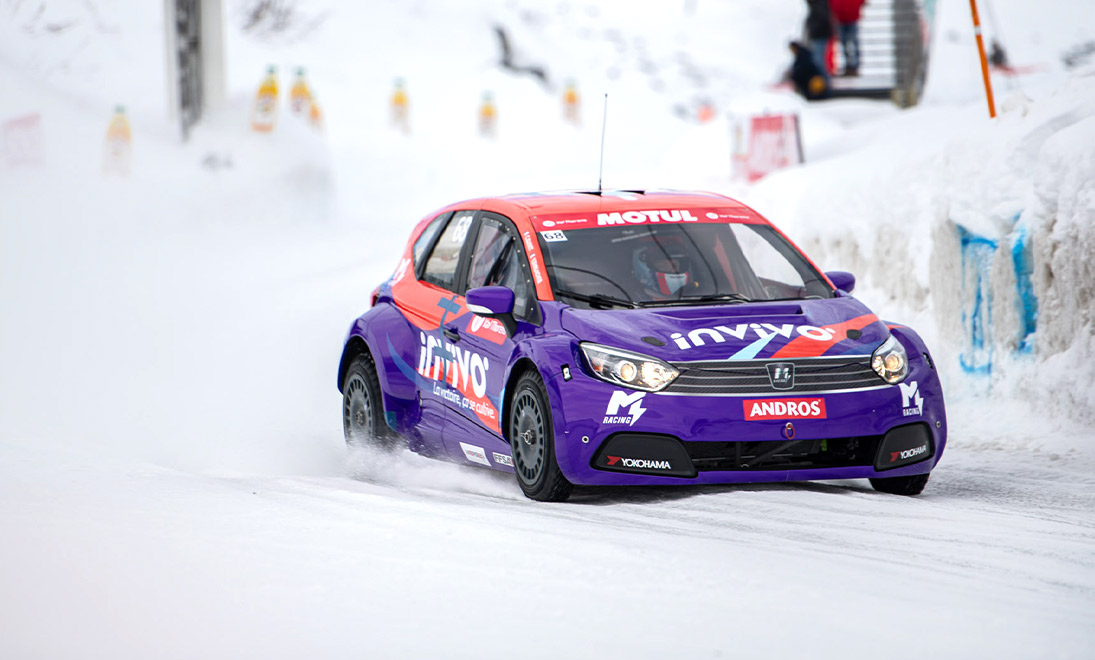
969, 0, 996, 118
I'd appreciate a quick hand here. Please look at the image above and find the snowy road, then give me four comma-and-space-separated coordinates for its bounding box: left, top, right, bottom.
2, 412, 1092, 659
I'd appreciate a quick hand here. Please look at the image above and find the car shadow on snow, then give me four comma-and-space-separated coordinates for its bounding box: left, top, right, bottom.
565, 479, 872, 505
344, 446, 892, 504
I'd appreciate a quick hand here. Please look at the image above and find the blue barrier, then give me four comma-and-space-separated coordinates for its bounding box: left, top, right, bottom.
1009, 219, 1038, 354
957, 226, 997, 374
956, 215, 1038, 374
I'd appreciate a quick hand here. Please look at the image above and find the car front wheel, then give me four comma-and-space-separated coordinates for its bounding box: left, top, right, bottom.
509, 370, 572, 502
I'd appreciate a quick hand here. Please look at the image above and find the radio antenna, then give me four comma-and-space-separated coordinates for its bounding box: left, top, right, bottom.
597, 93, 608, 194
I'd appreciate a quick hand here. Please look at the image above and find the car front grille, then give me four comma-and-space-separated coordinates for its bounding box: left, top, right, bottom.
682, 435, 881, 471
665, 356, 884, 396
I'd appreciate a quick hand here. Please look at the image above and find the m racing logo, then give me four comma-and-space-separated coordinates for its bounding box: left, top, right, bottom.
603, 390, 647, 426
899, 380, 923, 417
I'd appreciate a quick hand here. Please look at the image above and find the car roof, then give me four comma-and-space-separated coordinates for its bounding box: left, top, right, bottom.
407, 189, 819, 304
465, 189, 752, 218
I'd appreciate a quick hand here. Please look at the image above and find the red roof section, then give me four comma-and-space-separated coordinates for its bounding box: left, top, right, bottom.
407, 190, 784, 303
477, 189, 749, 217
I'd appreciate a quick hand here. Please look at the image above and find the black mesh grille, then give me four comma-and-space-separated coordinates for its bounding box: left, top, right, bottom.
682, 435, 882, 471
666, 357, 882, 395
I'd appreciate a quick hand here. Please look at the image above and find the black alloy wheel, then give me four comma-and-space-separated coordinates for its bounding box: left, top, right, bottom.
342, 353, 395, 450
509, 370, 572, 502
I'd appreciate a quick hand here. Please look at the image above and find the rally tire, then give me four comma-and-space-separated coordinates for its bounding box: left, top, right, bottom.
342, 352, 395, 450
869, 473, 930, 496
509, 370, 572, 502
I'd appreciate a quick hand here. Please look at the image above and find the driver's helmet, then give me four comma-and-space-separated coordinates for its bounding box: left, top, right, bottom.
633, 237, 692, 296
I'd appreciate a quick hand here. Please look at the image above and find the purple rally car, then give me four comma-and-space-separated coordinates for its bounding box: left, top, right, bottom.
338, 190, 946, 501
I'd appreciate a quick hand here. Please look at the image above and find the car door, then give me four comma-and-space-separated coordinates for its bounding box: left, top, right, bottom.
441, 212, 542, 468
392, 209, 477, 457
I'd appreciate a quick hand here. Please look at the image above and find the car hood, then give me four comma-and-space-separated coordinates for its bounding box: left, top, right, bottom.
559, 296, 890, 363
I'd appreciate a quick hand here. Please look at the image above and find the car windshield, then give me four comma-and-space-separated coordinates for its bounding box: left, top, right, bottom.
539, 222, 834, 309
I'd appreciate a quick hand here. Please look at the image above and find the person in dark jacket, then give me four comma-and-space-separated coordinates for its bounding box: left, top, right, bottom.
789, 41, 830, 101
830, 0, 867, 76
803, 0, 834, 77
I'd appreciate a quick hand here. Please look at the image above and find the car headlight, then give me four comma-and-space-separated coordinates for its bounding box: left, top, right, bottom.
871, 335, 908, 384
579, 342, 679, 392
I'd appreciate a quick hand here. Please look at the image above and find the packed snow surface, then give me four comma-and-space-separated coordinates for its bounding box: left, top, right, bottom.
1, 0, 1093, 658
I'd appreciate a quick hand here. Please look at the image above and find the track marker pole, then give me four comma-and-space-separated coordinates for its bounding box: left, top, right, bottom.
969, 0, 996, 118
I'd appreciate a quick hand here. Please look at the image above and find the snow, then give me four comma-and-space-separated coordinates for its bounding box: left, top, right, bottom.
1, 0, 1094, 658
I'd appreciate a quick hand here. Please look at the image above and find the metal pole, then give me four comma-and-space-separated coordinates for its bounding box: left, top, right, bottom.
969, 0, 996, 118
597, 93, 608, 193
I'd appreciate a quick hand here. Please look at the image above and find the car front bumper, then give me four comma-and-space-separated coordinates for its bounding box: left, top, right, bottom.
547, 362, 947, 487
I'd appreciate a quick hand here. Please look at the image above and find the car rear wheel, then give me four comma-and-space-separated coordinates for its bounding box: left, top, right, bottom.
509, 370, 572, 502
869, 473, 930, 496
342, 352, 395, 450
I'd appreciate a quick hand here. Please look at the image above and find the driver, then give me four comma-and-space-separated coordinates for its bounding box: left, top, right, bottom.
633, 239, 693, 297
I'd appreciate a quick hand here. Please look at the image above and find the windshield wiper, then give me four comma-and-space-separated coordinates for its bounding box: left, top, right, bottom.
554, 289, 639, 309
653, 293, 756, 307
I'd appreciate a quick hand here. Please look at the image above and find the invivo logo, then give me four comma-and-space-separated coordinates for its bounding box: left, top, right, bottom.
670, 323, 837, 350
418, 331, 490, 398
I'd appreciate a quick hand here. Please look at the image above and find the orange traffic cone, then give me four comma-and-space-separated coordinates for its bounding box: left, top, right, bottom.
390, 78, 410, 134
478, 91, 497, 137
563, 80, 580, 124
103, 105, 132, 175
251, 66, 279, 132
289, 67, 313, 116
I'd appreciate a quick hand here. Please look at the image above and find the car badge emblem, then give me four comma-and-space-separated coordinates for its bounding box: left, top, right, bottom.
767, 362, 795, 390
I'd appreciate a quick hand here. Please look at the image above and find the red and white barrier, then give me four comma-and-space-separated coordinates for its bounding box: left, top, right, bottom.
731, 113, 803, 182
2, 113, 44, 168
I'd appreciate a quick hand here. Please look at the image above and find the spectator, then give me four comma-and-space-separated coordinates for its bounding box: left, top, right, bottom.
830, 0, 867, 76
989, 39, 1010, 69
789, 41, 831, 101
803, 0, 834, 77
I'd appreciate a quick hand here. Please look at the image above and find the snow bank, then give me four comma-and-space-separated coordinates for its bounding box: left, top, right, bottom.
748, 70, 1095, 429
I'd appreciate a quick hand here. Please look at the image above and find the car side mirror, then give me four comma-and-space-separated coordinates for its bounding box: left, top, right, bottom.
825, 271, 855, 293
466, 286, 517, 335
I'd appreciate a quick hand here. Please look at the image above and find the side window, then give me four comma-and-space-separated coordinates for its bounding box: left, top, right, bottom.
466, 215, 536, 321
496, 244, 533, 318
467, 220, 512, 289
422, 211, 475, 291
413, 212, 451, 273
